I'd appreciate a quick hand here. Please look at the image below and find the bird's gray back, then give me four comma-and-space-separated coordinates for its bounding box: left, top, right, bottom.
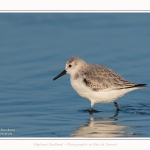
79, 64, 135, 91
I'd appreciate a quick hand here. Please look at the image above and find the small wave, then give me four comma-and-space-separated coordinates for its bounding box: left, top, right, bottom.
120, 103, 150, 115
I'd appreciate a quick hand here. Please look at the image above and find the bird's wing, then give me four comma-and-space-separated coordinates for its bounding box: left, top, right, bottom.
82, 64, 135, 91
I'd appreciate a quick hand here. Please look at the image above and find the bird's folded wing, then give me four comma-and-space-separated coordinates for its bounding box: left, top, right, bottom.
82, 64, 135, 91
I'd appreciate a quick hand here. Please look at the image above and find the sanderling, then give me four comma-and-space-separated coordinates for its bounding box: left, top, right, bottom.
53, 57, 146, 113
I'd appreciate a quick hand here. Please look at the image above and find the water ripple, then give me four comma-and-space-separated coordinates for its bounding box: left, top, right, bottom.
120, 103, 150, 115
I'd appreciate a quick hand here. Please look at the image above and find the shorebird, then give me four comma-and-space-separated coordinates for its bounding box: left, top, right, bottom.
53, 57, 146, 114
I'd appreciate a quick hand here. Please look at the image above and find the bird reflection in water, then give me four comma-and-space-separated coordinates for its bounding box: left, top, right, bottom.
71, 116, 134, 138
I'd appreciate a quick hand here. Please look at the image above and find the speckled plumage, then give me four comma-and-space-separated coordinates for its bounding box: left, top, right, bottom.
78, 64, 138, 91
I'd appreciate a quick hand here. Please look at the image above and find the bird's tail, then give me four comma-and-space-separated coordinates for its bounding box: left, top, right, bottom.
132, 84, 147, 88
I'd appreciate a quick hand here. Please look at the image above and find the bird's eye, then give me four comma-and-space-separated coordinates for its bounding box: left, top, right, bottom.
69, 65, 72, 68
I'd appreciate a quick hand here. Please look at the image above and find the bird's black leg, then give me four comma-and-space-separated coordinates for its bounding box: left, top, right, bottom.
113, 102, 120, 110
89, 107, 93, 114
89, 107, 92, 112
112, 102, 120, 117
89, 103, 94, 114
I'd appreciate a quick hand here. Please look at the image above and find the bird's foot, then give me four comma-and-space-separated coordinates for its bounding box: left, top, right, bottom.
89, 108, 101, 114
112, 108, 120, 117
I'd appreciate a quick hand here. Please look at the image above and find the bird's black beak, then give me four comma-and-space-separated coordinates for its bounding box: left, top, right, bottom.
53, 70, 67, 80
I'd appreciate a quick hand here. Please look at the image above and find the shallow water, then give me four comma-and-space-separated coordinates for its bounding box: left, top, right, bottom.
0, 13, 150, 137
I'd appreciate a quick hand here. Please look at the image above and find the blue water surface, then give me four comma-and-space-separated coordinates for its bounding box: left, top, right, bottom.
0, 13, 150, 137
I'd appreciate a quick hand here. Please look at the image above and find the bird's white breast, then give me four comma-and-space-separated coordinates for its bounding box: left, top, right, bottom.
70, 76, 137, 104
